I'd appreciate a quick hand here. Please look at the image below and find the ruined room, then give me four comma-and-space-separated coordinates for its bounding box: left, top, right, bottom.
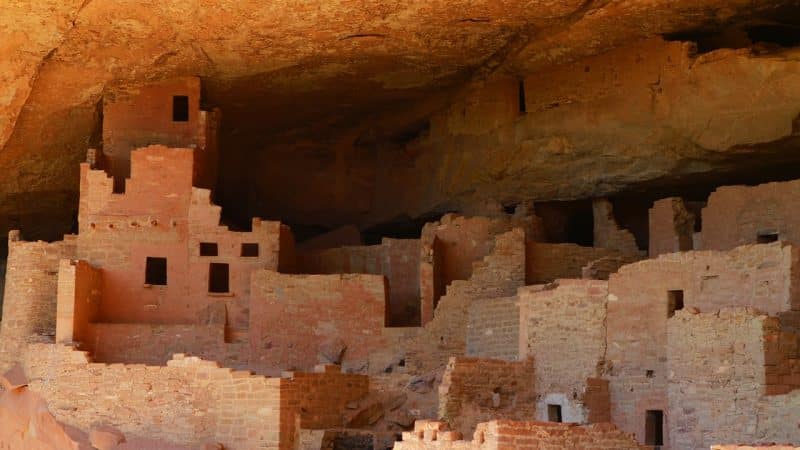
2, 1, 800, 449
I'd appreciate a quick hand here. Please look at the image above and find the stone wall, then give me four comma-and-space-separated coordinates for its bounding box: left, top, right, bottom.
77, 145, 288, 331
394, 420, 644, 450
518, 279, 608, 423
606, 242, 799, 447
0, 232, 75, 371
55, 259, 102, 346
249, 271, 387, 373
525, 241, 638, 284
667, 308, 800, 450
465, 296, 519, 361
702, 179, 800, 251
592, 199, 643, 256
437, 357, 536, 436
649, 197, 694, 257
20, 343, 367, 450
297, 238, 422, 326
408, 228, 526, 373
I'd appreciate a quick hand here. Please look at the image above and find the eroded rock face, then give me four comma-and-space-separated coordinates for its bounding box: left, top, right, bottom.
1, 0, 800, 233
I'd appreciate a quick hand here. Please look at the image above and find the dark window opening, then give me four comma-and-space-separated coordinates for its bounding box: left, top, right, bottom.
145, 257, 167, 285
199, 242, 218, 256
208, 263, 229, 293
668, 290, 684, 318
172, 95, 189, 122
112, 176, 126, 194
241, 243, 259, 257
646, 370, 655, 378
757, 231, 779, 244
566, 211, 595, 247
547, 404, 562, 423
645, 410, 664, 446
747, 25, 800, 48
518, 80, 527, 114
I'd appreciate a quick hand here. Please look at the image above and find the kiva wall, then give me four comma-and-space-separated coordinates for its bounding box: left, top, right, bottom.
394, 420, 644, 450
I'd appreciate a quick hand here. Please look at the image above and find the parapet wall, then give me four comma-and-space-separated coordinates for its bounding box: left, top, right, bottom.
20, 343, 368, 450
394, 420, 644, 450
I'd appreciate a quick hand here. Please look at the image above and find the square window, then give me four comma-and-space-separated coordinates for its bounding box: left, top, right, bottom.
547, 404, 562, 422
209, 263, 229, 293
145, 257, 167, 285
199, 242, 218, 256
668, 290, 684, 318
241, 243, 259, 257
172, 95, 189, 122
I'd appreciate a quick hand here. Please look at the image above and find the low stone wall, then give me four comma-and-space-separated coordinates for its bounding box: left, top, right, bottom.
525, 242, 638, 284
394, 420, 644, 450
438, 357, 535, 436
20, 343, 368, 450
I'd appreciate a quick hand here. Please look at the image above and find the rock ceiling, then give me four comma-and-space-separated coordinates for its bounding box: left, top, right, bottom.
1, 0, 800, 235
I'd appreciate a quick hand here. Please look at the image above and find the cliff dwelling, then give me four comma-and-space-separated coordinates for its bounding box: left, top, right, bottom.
3, 2, 800, 450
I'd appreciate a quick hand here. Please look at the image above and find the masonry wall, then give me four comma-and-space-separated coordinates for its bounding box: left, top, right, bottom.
0, 232, 76, 371
419, 214, 533, 324
466, 296, 519, 361
249, 271, 387, 373
606, 242, 799, 447
438, 357, 536, 436
518, 279, 608, 423
649, 197, 694, 257
77, 146, 285, 331
408, 228, 526, 373
21, 344, 367, 450
592, 199, 643, 256
297, 238, 421, 326
702, 179, 800, 251
103, 77, 219, 190
667, 308, 800, 450
525, 242, 638, 284
55, 259, 102, 345
394, 420, 644, 450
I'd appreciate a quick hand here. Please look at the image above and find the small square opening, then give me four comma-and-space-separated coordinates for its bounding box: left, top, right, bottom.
645, 410, 664, 446
757, 231, 779, 244
668, 290, 684, 318
172, 95, 189, 122
199, 242, 218, 256
547, 404, 562, 423
241, 243, 259, 257
209, 263, 229, 293
145, 257, 167, 286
